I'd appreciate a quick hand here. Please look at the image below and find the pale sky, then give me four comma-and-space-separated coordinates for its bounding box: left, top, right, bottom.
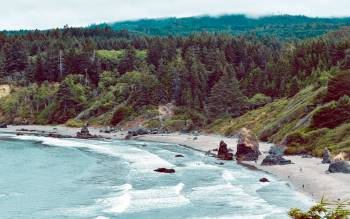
1, 0, 350, 30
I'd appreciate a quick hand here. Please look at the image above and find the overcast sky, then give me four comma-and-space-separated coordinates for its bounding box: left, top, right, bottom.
1, 0, 350, 30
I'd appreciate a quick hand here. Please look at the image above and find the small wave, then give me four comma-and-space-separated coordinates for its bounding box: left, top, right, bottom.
100, 183, 189, 214
222, 170, 236, 181
12, 135, 172, 170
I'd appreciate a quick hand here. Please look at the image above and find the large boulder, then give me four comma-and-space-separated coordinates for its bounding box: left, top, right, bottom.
236, 128, 261, 161
217, 141, 233, 160
76, 124, 93, 138
322, 148, 332, 164
261, 154, 292, 165
328, 161, 350, 173
0, 123, 7, 128
127, 127, 149, 136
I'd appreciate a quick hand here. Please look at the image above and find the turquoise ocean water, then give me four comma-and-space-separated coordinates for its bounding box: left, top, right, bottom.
0, 133, 312, 219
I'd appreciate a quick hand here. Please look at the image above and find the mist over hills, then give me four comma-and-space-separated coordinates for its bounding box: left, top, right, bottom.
91, 14, 350, 38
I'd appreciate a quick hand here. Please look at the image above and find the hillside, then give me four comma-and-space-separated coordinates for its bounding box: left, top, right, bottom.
0, 24, 350, 157
93, 14, 350, 39
209, 77, 350, 156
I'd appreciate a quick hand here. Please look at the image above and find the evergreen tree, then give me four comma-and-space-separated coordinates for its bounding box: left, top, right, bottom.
208, 72, 247, 118
2, 41, 27, 78
117, 45, 136, 74
35, 55, 45, 84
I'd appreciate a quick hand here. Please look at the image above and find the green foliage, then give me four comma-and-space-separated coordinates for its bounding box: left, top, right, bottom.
97, 15, 350, 39
248, 93, 272, 109
208, 72, 247, 118
289, 199, 350, 219
325, 70, 350, 102
47, 74, 91, 124
65, 119, 85, 128
96, 50, 124, 62
110, 105, 133, 125
0, 82, 57, 123
311, 97, 350, 129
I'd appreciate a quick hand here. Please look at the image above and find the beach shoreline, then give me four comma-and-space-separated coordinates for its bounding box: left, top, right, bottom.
1, 124, 350, 203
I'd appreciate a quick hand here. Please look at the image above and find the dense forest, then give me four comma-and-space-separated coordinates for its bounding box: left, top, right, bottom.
1, 15, 350, 154
93, 15, 350, 39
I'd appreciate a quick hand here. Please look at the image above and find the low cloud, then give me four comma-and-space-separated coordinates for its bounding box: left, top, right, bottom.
1, 0, 349, 30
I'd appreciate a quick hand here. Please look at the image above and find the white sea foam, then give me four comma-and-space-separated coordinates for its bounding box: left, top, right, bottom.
95, 216, 110, 219
189, 183, 285, 216
222, 170, 236, 181
100, 183, 189, 214
13, 135, 172, 170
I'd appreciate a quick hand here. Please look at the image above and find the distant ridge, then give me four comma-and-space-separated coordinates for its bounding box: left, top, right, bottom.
91, 14, 350, 39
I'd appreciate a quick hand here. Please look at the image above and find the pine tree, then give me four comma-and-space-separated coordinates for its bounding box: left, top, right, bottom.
208, 72, 247, 118
2, 41, 27, 78
118, 45, 136, 74
35, 55, 45, 84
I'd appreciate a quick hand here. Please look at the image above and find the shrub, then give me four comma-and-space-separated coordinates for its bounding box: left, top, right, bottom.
65, 119, 84, 128
289, 199, 349, 219
325, 70, 350, 102
311, 99, 350, 129
110, 105, 133, 125
248, 93, 272, 109
284, 131, 308, 146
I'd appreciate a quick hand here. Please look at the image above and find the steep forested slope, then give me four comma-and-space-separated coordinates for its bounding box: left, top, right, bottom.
0, 21, 350, 156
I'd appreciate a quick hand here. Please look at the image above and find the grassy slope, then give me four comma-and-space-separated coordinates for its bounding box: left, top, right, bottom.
209, 86, 350, 156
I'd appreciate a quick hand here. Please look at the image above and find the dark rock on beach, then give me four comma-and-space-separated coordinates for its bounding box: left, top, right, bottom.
217, 140, 233, 160
76, 124, 93, 138
261, 154, 292, 165
322, 148, 332, 164
128, 127, 149, 136
328, 161, 350, 173
76, 124, 102, 139
236, 128, 261, 161
154, 168, 175, 173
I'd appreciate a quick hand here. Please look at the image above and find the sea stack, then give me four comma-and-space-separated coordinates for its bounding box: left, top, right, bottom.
217, 140, 233, 160
236, 128, 261, 161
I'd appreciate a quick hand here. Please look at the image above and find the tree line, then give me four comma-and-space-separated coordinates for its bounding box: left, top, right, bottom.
0, 26, 349, 124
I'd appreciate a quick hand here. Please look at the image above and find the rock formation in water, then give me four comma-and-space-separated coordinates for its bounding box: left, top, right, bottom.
259, 177, 270, 182
154, 168, 176, 173
236, 128, 261, 161
217, 140, 233, 160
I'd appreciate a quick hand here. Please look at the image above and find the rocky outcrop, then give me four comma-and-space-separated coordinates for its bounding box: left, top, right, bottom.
128, 127, 149, 136
0, 123, 7, 128
236, 128, 261, 161
322, 148, 332, 164
76, 124, 101, 139
261, 154, 292, 165
217, 141, 233, 160
328, 161, 350, 173
334, 152, 350, 161
154, 168, 175, 173
259, 177, 270, 182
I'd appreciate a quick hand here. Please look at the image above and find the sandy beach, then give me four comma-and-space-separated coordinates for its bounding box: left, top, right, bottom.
2, 125, 350, 203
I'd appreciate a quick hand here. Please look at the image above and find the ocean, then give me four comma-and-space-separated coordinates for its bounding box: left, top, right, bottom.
0, 133, 312, 219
